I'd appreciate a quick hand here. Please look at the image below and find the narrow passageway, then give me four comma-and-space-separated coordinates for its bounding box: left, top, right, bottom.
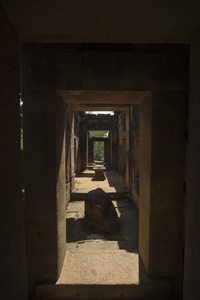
43, 168, 171, 299
73, 169, 128, 193
62, 169, 139, 284
1, 3, 194, 296
35, 107, 173, 298
71, 170, 129, 200
63, 199, 139, 284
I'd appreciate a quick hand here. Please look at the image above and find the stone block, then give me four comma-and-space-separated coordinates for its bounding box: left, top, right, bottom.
92, 167, 106, 181
85, 188, 120, 232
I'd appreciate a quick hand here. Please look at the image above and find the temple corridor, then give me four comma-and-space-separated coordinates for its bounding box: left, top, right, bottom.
2, 2, 200, 299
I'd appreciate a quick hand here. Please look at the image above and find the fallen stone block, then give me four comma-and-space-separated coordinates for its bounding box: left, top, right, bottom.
85, 188, 120, 232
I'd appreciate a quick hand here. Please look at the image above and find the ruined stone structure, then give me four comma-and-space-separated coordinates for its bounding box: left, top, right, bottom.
85, 188, 120, 232
83, 113, 117, 168
1, 1, 200, 300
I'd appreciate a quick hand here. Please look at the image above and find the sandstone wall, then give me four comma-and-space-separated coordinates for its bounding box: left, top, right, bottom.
183, 26, 200, 300
130, 105, 140, 207
140, 92, 186, 294
23, 92, 66, 294
0, 6, 28, 300
117, 112, 126, 175
21, 45, 187, 92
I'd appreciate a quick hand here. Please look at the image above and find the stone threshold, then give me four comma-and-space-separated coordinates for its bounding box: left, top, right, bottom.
36, 278, 171, 300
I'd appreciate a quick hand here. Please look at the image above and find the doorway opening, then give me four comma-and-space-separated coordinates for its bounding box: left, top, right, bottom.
88, 130, 110, 165
62, 107, 140, 285
93, 140, 104, 162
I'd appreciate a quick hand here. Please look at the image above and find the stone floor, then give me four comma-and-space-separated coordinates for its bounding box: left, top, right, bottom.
74, 169, 127, 190
63, 169, 137, 285
71, 169, 128, 200
35, 199, 171, 299
61, 169, 139, 285
63, 199, 139, 285
36, 170, 172, 298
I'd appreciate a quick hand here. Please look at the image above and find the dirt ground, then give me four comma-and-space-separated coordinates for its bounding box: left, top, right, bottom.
74, 169, 127, 190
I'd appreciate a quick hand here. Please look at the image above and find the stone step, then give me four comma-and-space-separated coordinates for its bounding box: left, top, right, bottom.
35, 250, 171, 299
71, 187, 128, 201
36, 279, 171, 300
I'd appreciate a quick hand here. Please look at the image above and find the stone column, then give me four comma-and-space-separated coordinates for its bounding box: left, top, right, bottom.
112, 126, 118, 169
88, 137, 94, 163
81, 125, 88, 170
139, 92, 185, 295
0, 7, 28, 300
183, 27, 200, 300
65, 104, 72, 206
104, 138, 111, 165
126, 109, 130, 190
23, 91, 66, 294
130, 105, 140, 208
70, 112, 75, 189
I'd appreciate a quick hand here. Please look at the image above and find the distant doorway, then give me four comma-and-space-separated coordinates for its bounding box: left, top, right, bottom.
93, 141, 104, 162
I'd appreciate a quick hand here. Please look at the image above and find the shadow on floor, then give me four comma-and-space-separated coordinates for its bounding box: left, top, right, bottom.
66, 199, 139, 253
76, 171, 94, 178
105, 170, 126, 188
75, 169, 127, 188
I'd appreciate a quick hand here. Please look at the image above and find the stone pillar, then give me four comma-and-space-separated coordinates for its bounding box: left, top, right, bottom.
0, 7, 28, 300
81, 125, 88, 170
23, 91, 66, 295
126, 109, 130, 190
65, 104, 72, 206
130, 105, 140, 208
139, 92, 185, 295
105, 138, 111, 165
183, 27, 200, 300
70, 112, 75, 189
88, 138, 94, 163
112, 126, 118, 169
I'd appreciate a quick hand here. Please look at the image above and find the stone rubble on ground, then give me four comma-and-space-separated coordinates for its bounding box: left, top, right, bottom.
85, 188, 120, 232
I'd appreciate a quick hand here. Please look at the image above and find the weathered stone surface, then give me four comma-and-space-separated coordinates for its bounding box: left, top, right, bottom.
24, 91, 66, 294
87, 162, 95, 170
0, 7, 28, 300
139, 92, 185, 295
92, 167, 106, 181
21, 50, 187, 92
85, 188, 120, 232
184, 27, 200, 300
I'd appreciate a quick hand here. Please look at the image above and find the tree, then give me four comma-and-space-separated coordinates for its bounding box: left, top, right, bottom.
89, 131, 109, 161
89, 131, 108, 138
94, 141, 104, 161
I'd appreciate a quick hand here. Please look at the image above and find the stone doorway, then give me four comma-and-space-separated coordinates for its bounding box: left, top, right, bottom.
93, 140, 105, 162
23, 89, 186, 297
63, 108, 141, 289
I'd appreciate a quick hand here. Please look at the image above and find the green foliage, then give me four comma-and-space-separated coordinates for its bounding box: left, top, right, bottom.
89, 131, 108, 161
89, 131, 108, 138
94, 141, 104, 161
20, 128, 23, 150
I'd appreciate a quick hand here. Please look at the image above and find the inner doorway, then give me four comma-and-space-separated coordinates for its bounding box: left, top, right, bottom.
88, 130, 110, 165
93, 140, 104, 162
63, 108, 140, 285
